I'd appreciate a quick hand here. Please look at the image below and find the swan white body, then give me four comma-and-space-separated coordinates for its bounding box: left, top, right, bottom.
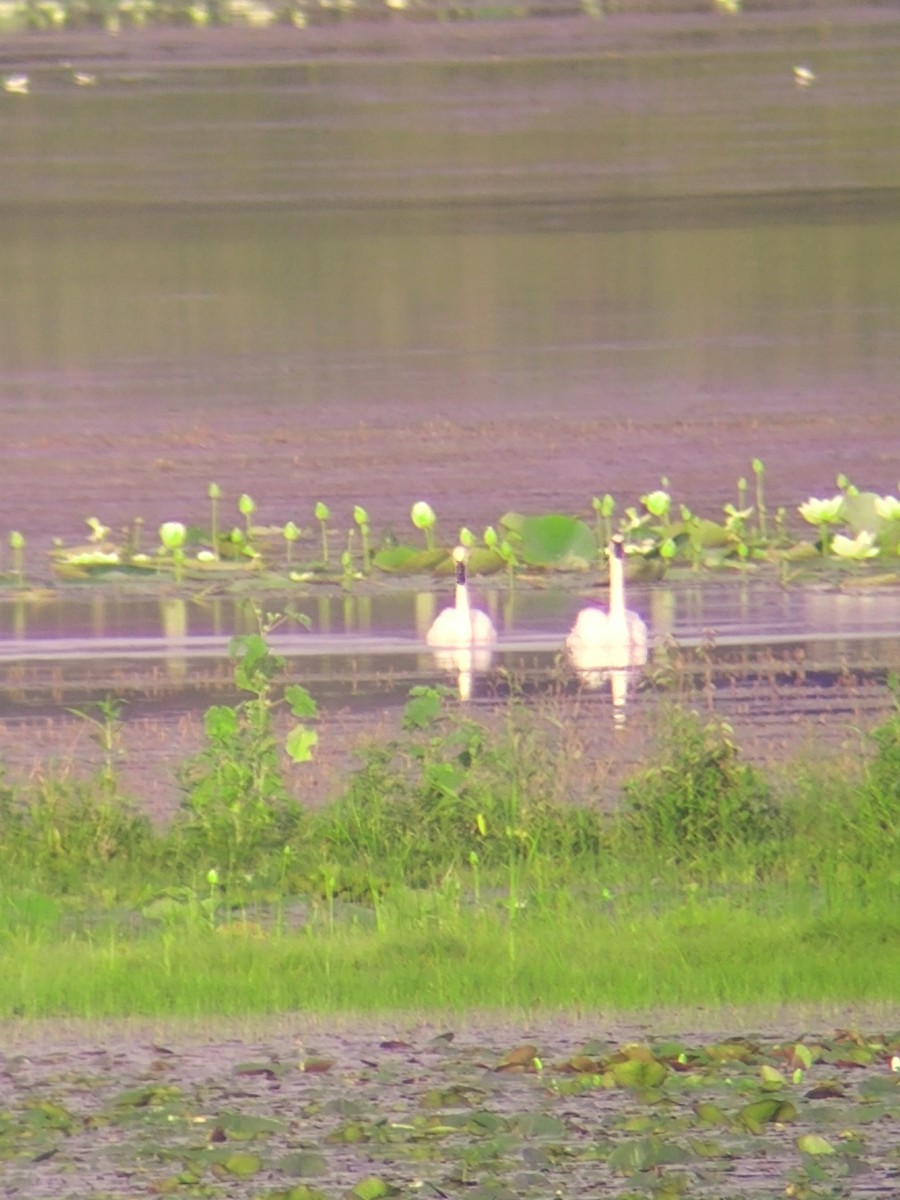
427, 547, 496, 699
566, 535, 648, 719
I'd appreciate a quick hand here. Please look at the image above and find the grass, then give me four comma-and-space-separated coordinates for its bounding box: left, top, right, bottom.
1, 672, 899, 1020
2, 880, 900, 1018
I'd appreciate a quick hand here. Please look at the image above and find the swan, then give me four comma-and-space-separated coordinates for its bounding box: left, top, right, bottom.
427, 546, 496, 699
566, 534, 648, 720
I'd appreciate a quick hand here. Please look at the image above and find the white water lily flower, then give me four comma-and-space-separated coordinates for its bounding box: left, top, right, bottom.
874, 495, 900, 522
831, 531, 879, 560
798, 496, 844, 526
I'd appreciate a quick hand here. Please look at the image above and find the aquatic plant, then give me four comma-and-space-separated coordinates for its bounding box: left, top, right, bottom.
752, 457, 768, 539
8, 530, 25, 587
411, 500, 437, 551
282, 519, 300, 568
208, 482, 221, 559
158, 520, 187, 583
353, 505, 372, 573
831, 530, 879, 560
798, 495, 844, 555
238, 492, 256, 542
314, 501, 331, 564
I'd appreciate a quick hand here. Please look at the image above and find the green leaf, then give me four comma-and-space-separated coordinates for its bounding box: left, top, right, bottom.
499, 512, 596, 568
738, 1096, 797, 1133
348, 1176, 398, 1200
285, 727, 318, 763
611, 1058, 668, 1089
797, 1134, 836, 1155
402, 687, 443, 730
204, 704, 239, 741
760, 1064, 786, 1089
280, 1151, 329, 1177
285, 684, 318, 719
372, 546, 447, 573
220, 1152, 262, 1177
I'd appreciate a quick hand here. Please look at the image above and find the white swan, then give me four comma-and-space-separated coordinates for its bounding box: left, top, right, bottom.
566, 534, 648, 721
427, 546, 496, 699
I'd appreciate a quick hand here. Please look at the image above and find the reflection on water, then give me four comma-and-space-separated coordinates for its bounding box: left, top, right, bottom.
1, 583, 898, 730
1, 14, 900, 555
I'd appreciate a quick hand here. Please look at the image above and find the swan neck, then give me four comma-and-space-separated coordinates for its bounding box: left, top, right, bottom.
455, 561, 471, 621
608, 548, 626, 625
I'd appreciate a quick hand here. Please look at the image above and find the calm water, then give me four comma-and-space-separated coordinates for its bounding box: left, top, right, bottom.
2, 11, 900, 551
1, 10, 899, 724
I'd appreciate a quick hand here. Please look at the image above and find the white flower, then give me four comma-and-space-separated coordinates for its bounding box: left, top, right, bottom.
874, 495, 900, 522
831, 531, 879, 560
798, 496, 844, 526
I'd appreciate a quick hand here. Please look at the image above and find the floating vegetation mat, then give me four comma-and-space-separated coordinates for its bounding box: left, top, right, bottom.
2, 1020, 900, 1197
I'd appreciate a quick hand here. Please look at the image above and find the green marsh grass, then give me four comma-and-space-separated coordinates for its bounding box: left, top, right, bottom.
1, 679, 900, 1018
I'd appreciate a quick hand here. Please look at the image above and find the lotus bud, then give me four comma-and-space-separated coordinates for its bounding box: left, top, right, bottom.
159, 521, 186, 550
410, 500, 435, 530
483, 525, 498, 549
315, 501, 330, 522
642, 489, 670, 518
459, 526, 475, 547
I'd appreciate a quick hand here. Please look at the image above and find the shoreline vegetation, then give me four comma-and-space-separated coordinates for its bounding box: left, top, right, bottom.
2, 615, 899, 1020
0, 1, 881, 47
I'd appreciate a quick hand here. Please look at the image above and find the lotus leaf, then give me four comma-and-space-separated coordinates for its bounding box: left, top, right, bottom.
349, 1176, 398, 1200
499, 513, 597, 568
796, 1133, 836, 1155
280, 1151, 329, 1176
372, 547, 447, 573
611, 1057, 668, 1089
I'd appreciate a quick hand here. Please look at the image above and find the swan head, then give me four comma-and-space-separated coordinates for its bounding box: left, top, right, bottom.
452, 546, 468, 564
609, 534, 626, 561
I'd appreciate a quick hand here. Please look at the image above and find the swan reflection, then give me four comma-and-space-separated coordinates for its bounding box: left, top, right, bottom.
426, 546, 497, 700
566, 535, 649, 726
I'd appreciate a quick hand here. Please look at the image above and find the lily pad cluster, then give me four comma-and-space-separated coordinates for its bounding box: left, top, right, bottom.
5, 465, 900, 592
2, 1025, 900, 1199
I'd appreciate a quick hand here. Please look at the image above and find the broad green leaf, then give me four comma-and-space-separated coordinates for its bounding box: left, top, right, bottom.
285, 726, 318, 763
285, 684, 318, 719
499, 512, 596, 568
217, 1111, 285, 1136
280, 1151, 329, 1177
738, 1096, 797, 1132
760, 1064, 786, 1089
220, 1152, 262, 1178
372, 546, 446, 573
797, 1134, 836, 1155
611, 1058, 668, 1089
348, 1177, 398, 1200
203, 704, 239, 741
